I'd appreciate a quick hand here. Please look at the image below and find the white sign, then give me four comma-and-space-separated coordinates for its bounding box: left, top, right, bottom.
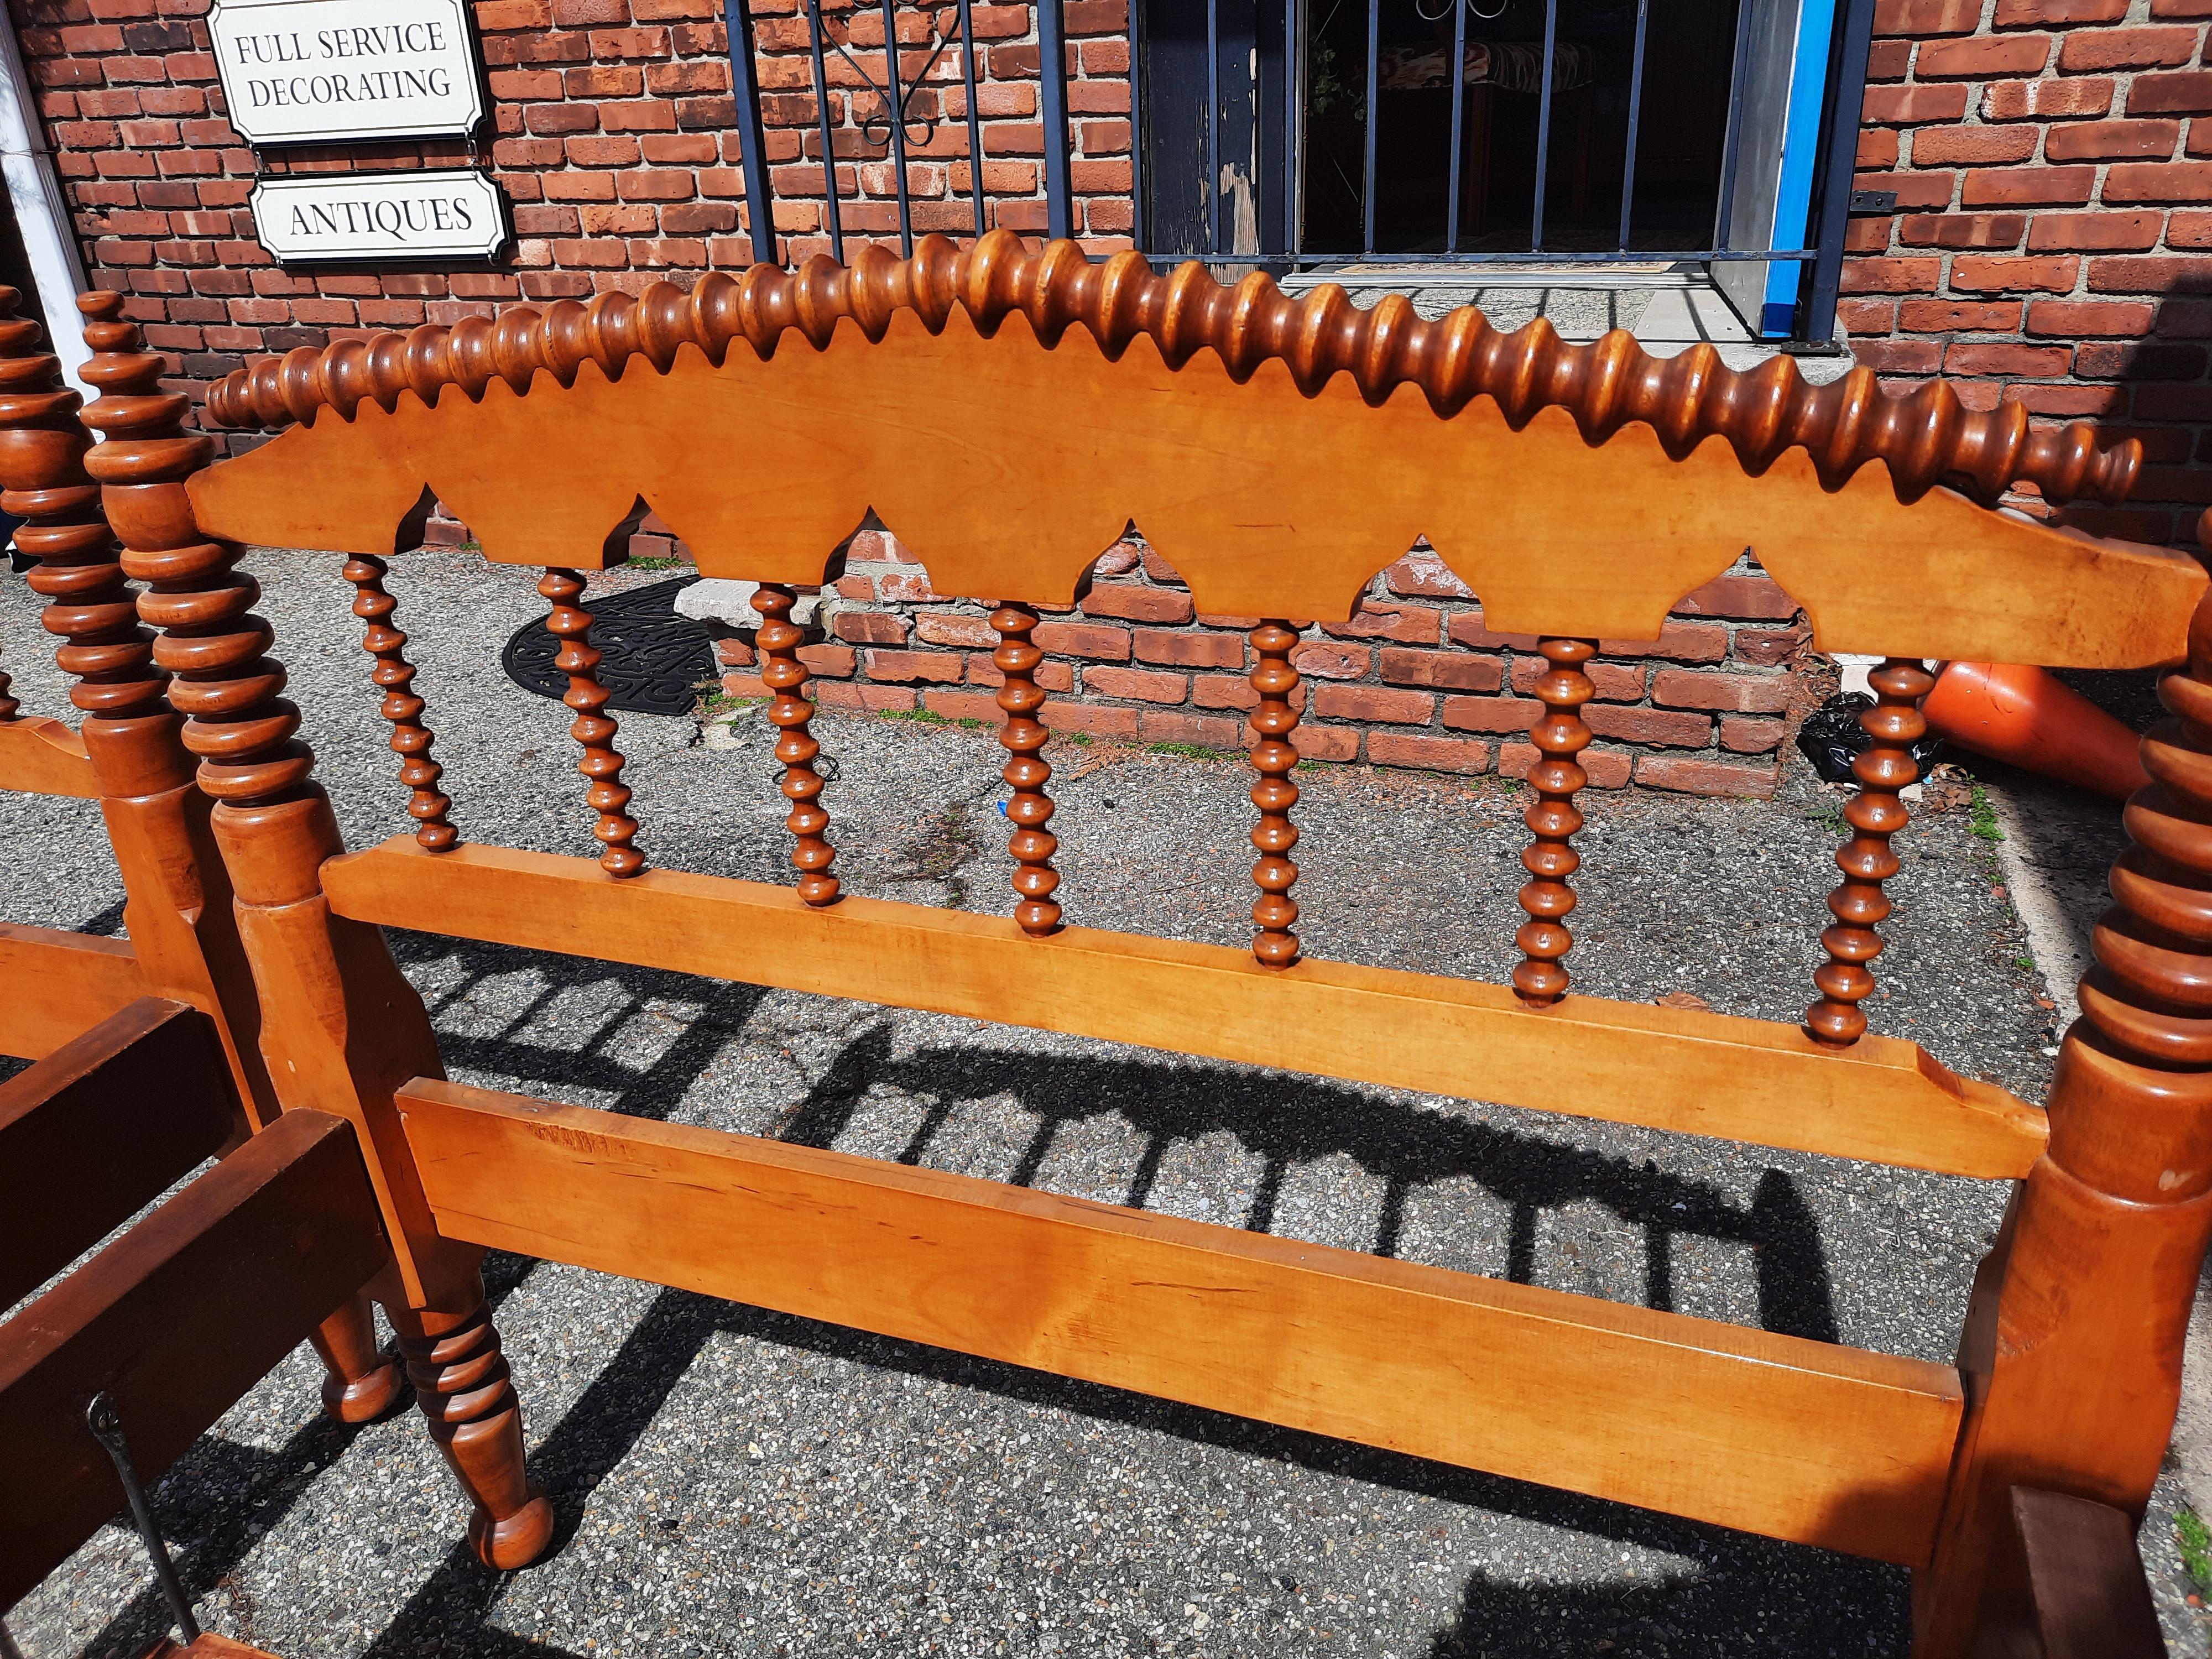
209, 0, 484, 145
250, 170, 508, 264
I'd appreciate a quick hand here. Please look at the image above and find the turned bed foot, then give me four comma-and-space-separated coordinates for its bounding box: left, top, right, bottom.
391, 1282, 552, 1570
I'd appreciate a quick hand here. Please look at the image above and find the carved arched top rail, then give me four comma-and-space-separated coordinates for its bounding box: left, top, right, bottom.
204, 231, 2138, 511
184, 238, 2204, 668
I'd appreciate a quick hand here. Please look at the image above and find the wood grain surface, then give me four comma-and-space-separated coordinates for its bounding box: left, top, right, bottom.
1963, 1487, 2166, 1658
205, 233, 2141, 512
0, 714, 97, 798
399, 1077, 1966, 1566
0, 1109, 385, 1610
324, 838, 2049, 1179
0, 998, 242, 1309
0, 920, 143, 1060
186, 305, 2204, 668
138, 1637, 286, 1658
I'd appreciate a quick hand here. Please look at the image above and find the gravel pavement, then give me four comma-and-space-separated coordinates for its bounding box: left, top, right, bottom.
2, 550, 2203, 1657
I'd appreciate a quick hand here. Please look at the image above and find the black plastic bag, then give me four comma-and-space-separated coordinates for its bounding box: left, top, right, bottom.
1796, 691, 1944, 785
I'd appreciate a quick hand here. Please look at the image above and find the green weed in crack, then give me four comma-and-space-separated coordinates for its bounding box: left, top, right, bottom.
1968, 781, 2005, 845
877, 706, 990, 733
1144, 741, 1232, 761
696, 686, 764, 723
2179, 1506, 2212, 1598
891, 796, 984, 909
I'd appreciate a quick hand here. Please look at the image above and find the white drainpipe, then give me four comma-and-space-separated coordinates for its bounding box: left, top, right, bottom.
0, 11, 88, 394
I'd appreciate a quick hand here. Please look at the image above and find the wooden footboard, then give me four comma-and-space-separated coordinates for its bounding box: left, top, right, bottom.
398, 1077, 1967, 1566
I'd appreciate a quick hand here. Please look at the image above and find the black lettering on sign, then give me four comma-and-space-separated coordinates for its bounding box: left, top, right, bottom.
233, 31, 311, 65
310, 20, 453, 60
222, 1, 482, 134
259, 173, 501, 260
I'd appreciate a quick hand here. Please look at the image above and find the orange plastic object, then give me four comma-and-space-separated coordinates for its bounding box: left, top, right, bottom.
1921, 660, 2151, 801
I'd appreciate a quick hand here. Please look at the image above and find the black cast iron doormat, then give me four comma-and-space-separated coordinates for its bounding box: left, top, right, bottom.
501, 575, 719, 719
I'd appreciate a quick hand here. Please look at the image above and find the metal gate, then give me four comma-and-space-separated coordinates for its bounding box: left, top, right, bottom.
716, 0, 1872, 341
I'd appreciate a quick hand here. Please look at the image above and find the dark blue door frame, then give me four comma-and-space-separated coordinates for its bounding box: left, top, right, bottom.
1135, 0, 1291, 258
1796, 0, 1876, 346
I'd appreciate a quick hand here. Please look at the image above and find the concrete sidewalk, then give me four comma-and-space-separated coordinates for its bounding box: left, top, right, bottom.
3, 550, 2201, 1658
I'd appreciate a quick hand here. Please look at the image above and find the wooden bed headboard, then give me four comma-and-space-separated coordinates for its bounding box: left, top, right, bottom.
56, 246, 2212, 1651
186, 231, 2193, 668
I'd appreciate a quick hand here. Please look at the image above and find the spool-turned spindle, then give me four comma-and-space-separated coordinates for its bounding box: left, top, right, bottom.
992, 601, 1061, 935
754, 582, 839, 905
1807, 657, 1934, 1046
344, 554, 456, 851
1248, 620, 1304, 968
540, 567, 643, 878
1512, 637, 1598, 1006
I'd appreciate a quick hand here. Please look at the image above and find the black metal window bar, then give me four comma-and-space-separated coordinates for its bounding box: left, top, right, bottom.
720, 0, 1875, 342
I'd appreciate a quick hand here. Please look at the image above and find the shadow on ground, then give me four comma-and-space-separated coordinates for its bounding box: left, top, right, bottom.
49, 928, 1911, 1659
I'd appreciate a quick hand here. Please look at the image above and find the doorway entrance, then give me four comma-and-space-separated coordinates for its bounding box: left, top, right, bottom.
1297, 0, 1732, 257
1133, 0, 1862, 340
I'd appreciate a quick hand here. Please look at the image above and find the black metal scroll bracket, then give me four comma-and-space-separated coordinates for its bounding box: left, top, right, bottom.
826, 19, 954, 152
85, 1391, 202, 1650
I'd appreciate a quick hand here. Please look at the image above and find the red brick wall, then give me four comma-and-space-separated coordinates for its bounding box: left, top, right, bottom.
35, 0, 2189, 796
22, 0, 1130, 348
1844, 0, 2212, 546
713, 533, 1808, 796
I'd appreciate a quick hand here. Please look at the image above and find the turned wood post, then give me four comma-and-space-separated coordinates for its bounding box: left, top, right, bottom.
75, 294, 552, 1568
1808, 659, 1934, 1046
540, 567, 644, 877
991, 601, 1060, 934
0, 292, 276, 1121
342, 554, 457, 851
1913, 586, 2212, 1653
0, 291, 401, 1423
753, 581, 838, 904
1247, 621, 1303, 968
1513, 638, 1598, 1005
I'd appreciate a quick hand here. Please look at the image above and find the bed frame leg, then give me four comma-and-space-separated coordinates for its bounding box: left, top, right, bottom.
0, 291, 414, 1439
393, 1277, 554, 1569
309, 1292, 403, 1424
1913, 591, 2212, 1656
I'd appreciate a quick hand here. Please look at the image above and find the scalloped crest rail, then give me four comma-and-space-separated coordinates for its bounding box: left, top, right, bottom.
208, 233, 2134, 513
67, 255, 2212, 1656
186, 236, 2195, 668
